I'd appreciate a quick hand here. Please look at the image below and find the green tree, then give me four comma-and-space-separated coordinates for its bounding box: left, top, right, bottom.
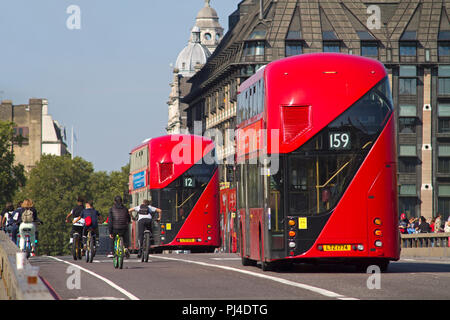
88, 163, 130, 220
0, 121, 26, 208
15, 154, 94, 256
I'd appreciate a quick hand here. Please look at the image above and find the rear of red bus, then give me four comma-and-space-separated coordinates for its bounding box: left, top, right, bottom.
237, 53, 399, 271
129, 134, 220, 253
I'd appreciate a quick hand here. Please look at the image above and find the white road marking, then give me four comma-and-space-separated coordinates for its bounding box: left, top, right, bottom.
45, 256, 140, 300
210, 258, 242, 261
71, 297, 126, 300
149, 255, 356, 300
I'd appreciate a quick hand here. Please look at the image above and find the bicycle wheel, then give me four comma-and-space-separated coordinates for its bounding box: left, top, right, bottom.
85, 232, 91, 263
77, 240, 82, 260
72, 235, 79, 261
143, 232, 150, 263
118, 236, 124, 269
89, 235, 95, 263
113, 235, 120, 269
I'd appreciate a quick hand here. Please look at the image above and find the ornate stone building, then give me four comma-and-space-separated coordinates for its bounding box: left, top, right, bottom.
182, 0, 450, 222
166, 1, 224, 134
0, 98, 69, 172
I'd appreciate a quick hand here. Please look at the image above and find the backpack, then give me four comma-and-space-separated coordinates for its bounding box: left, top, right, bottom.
22, 209, 34, 223
5, 211, 14, 226
138, 205, 149, 216
85, 216, 92, 227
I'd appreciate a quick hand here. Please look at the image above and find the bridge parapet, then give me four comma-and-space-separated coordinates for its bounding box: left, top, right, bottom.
0, 232, 54, 300
401, 233, 450, 258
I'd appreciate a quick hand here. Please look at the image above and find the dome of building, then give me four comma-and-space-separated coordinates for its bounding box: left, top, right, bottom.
175, 26, 211, 77
195, 0, 222, 29
196, 0, 219, 20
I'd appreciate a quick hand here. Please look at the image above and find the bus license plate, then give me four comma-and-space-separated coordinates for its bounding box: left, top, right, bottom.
323, 244, 351, 252
179, 238, 196, 243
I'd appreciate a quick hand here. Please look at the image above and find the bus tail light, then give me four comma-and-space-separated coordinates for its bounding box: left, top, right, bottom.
374, 229, 382, 236
374, 240, 383, 248
289, 231, 296, 237
288, 241, 296, 248
357, 244, 364, 251
374, 218, 382, 226
317, 245, 323, 251
288, 219, 296, 227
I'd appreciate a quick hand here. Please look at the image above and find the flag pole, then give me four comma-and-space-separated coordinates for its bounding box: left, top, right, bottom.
71, 126, 74, 159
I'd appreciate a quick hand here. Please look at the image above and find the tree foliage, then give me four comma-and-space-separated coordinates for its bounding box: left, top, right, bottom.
15, 154, 129, 256
0, 121, 26, 208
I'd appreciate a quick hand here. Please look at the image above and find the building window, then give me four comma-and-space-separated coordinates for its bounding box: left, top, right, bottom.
399, 118, 417, 134
360, 41, 379, 58
398, 104, 417, 133
243, 41, 265, 57
323, 41, 340, 53
438, 144, 450, 173
399, 145, 417, 157
285, 41, 303, 57
438, 103, 450, 133
399, 41, 417, 59
13, 127, 29, 145
398, 158, 417, 173
439, 42, 450, 57
399, 197, 418, 217
438, 184, 450, 221
438, 66, 450, 96
399, 65, 417, 95
399, 184, 417, 196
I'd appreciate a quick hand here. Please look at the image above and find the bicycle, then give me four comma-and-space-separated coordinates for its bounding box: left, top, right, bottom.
72, 232, 83, 261
84, 228, 96, 263
113, 234, 124, 269
141, 229, 152, 263
21, 227, 33, 259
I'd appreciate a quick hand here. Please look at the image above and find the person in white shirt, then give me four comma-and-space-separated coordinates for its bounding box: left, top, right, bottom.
128, 200, 162, 255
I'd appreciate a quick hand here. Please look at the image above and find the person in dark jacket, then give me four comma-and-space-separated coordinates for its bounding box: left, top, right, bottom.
108, 196, 131, 257
417, 216, 431, 233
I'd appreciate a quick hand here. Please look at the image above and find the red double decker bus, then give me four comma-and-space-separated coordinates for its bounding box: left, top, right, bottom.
236, 53, 399, 271
129, 134, 220, 253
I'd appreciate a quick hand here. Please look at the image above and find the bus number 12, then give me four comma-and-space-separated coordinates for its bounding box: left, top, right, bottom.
184, 177, 195, 188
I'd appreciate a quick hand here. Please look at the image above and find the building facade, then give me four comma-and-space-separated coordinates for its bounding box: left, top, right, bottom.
183, 0, 450, 222
0, 98, 69, 172
166, 1, 224, 134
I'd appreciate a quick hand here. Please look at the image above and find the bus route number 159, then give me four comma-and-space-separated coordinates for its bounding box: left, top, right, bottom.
329, 132, 351, 150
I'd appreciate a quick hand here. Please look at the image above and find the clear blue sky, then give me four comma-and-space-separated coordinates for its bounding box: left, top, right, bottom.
0, 0, 239, 172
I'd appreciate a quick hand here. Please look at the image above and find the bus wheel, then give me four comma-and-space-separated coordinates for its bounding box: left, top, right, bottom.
259, 237, 272, 271
377, 260, 390, 273
241, 256, 257, 267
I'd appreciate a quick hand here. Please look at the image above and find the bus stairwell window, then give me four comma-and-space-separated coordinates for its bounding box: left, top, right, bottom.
282, 106, 311, 143
159, 162, 174, 183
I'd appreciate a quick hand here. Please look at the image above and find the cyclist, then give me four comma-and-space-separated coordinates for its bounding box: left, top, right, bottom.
108, 196, 130, 258
128, 200, 162, 257
1, 202, 14, 231
74, 200, 100, 248
65, 197, 85, 247
18, 199, 38, 255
